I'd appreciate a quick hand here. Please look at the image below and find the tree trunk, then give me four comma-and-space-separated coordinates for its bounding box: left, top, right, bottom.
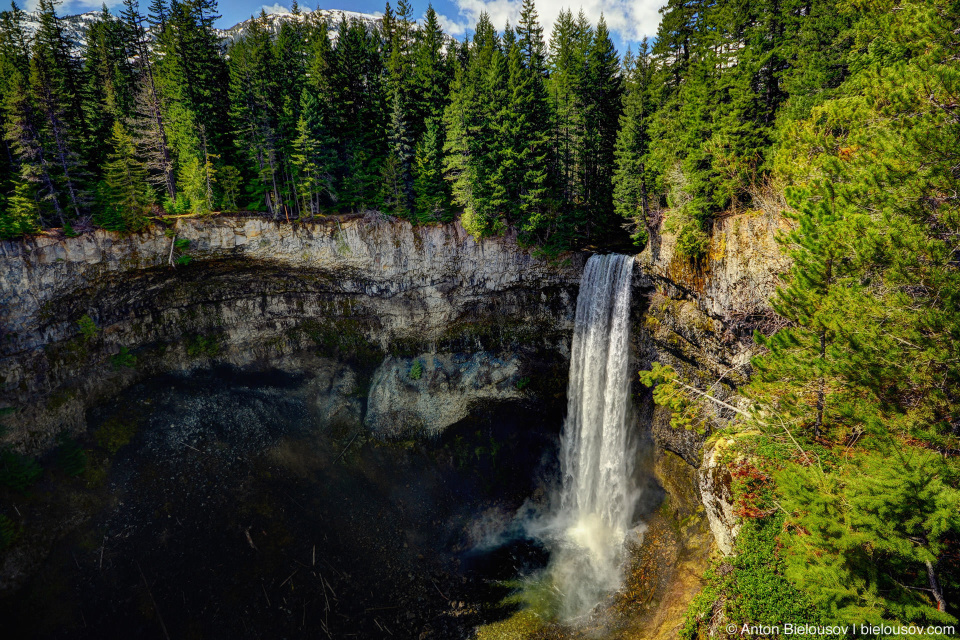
926, 560, 946, 612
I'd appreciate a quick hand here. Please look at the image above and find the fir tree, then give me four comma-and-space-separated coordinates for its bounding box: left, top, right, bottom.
97, 121, 153, 230
413, 117, 449, 221
583, 16, 622, 237
613, 40, 654, 248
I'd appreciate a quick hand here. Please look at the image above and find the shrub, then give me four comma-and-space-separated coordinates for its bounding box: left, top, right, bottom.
675, 221, 710, 260
0, 449, 42, 492
110, 346, 137, 369
55, 435, 87, 477
185, 334, 220, 357
78, 314, 98, 341
95, 418, 138, 455
0, 514, 15, 550
409, 359, 423, 380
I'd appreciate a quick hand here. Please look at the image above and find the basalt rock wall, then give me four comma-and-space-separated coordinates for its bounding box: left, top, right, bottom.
1, 210, 788, 557
0, 215, 584, 450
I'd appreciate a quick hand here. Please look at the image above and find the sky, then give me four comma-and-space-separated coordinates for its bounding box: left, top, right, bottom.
31, 0, 667, 54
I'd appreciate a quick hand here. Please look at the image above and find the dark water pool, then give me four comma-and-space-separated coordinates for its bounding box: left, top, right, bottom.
1, 366, 560, 639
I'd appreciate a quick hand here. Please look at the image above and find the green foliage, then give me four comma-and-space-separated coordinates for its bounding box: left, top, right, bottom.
0, 448, 42, 492
639, 362, 709, 434
0, 181, 42, 239
777, 449, 960, 626
679, 581, 717, 640
701, 5, 960, 629
725, 516, 824, 633
185, 334, 220, 358
77, 314, 98, 341
409, 359, 423, 380
94, 417, 137, 455
95, 121, 154, 232
674, 220, 710, 260
110, 346, 137, 369
515, 376, 531, 391
55, 434, 87, 477
0, 513, 16, 550
172, 237, 192, 265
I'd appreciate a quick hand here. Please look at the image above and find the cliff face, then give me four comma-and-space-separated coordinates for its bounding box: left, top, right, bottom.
630, 211, 788, 569
1, 212, 785, 559
0, 216, 583, 450
634, 210, 788, 463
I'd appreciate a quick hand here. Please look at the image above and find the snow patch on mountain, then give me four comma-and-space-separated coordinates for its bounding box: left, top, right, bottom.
15, 7, 383, 54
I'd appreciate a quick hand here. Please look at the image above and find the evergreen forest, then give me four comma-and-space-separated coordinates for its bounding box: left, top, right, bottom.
1, 0, 960, 635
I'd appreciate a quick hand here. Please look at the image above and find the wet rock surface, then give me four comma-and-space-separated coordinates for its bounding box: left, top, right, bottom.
366, 352, 523, 438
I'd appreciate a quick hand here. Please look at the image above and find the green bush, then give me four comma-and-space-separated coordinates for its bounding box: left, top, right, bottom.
55, 435, 87, 477
185, 335, 220, 357
409, 359, 423, 380
95, 418, 138, 455
682, 515, 823, 640
0, 513, 16, 550
0, 449, 42, 492
77, 314, 98, 341
110, 346, 137, 369
675, 221, 710, 260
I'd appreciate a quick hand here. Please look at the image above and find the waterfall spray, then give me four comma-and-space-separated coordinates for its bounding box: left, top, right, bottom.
549, 253, 639, 619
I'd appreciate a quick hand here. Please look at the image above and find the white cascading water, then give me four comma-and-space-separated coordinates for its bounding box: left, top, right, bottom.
549, 253, 638, 619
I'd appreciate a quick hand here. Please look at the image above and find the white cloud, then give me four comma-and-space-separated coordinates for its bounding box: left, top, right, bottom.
260, 3, 292, 15
445, 0, 665, 44
436, 13, 470, 37
66, 0, 125, 11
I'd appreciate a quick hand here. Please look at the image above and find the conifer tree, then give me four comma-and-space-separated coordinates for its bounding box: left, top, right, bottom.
384, 91, 414, 215
613, 40, 654, 248
97, 121, 153, 230
413, 117, 449, 221
325, 17, 387, 211
121, 0, 177, 201
85, 7, 137, 171
508, 2, 553, 241
30, 0, 90, 222
548, 9, 590, 208
2, 179, 41, 237
583, 16, 622, 237
228, 11, 283, 215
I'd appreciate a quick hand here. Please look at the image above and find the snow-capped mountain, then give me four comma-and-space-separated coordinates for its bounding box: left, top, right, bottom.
16, 9, 104, 53
217, 9, 381, 44
14, 7, 383, 54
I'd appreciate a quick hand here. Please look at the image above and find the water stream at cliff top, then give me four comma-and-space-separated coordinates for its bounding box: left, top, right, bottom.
549, 252, 640, 619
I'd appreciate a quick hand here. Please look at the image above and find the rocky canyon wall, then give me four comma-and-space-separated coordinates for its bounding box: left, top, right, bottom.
1, 211, 787, 556
0, 215, 583, 450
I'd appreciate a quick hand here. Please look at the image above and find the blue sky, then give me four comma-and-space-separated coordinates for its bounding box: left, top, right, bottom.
36, 0, 666, 54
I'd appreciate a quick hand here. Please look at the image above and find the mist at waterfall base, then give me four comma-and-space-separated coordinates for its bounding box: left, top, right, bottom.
470, 254, 645, 621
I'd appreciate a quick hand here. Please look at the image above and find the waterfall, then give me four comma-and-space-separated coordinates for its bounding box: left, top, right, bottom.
550, 252, 638, 619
